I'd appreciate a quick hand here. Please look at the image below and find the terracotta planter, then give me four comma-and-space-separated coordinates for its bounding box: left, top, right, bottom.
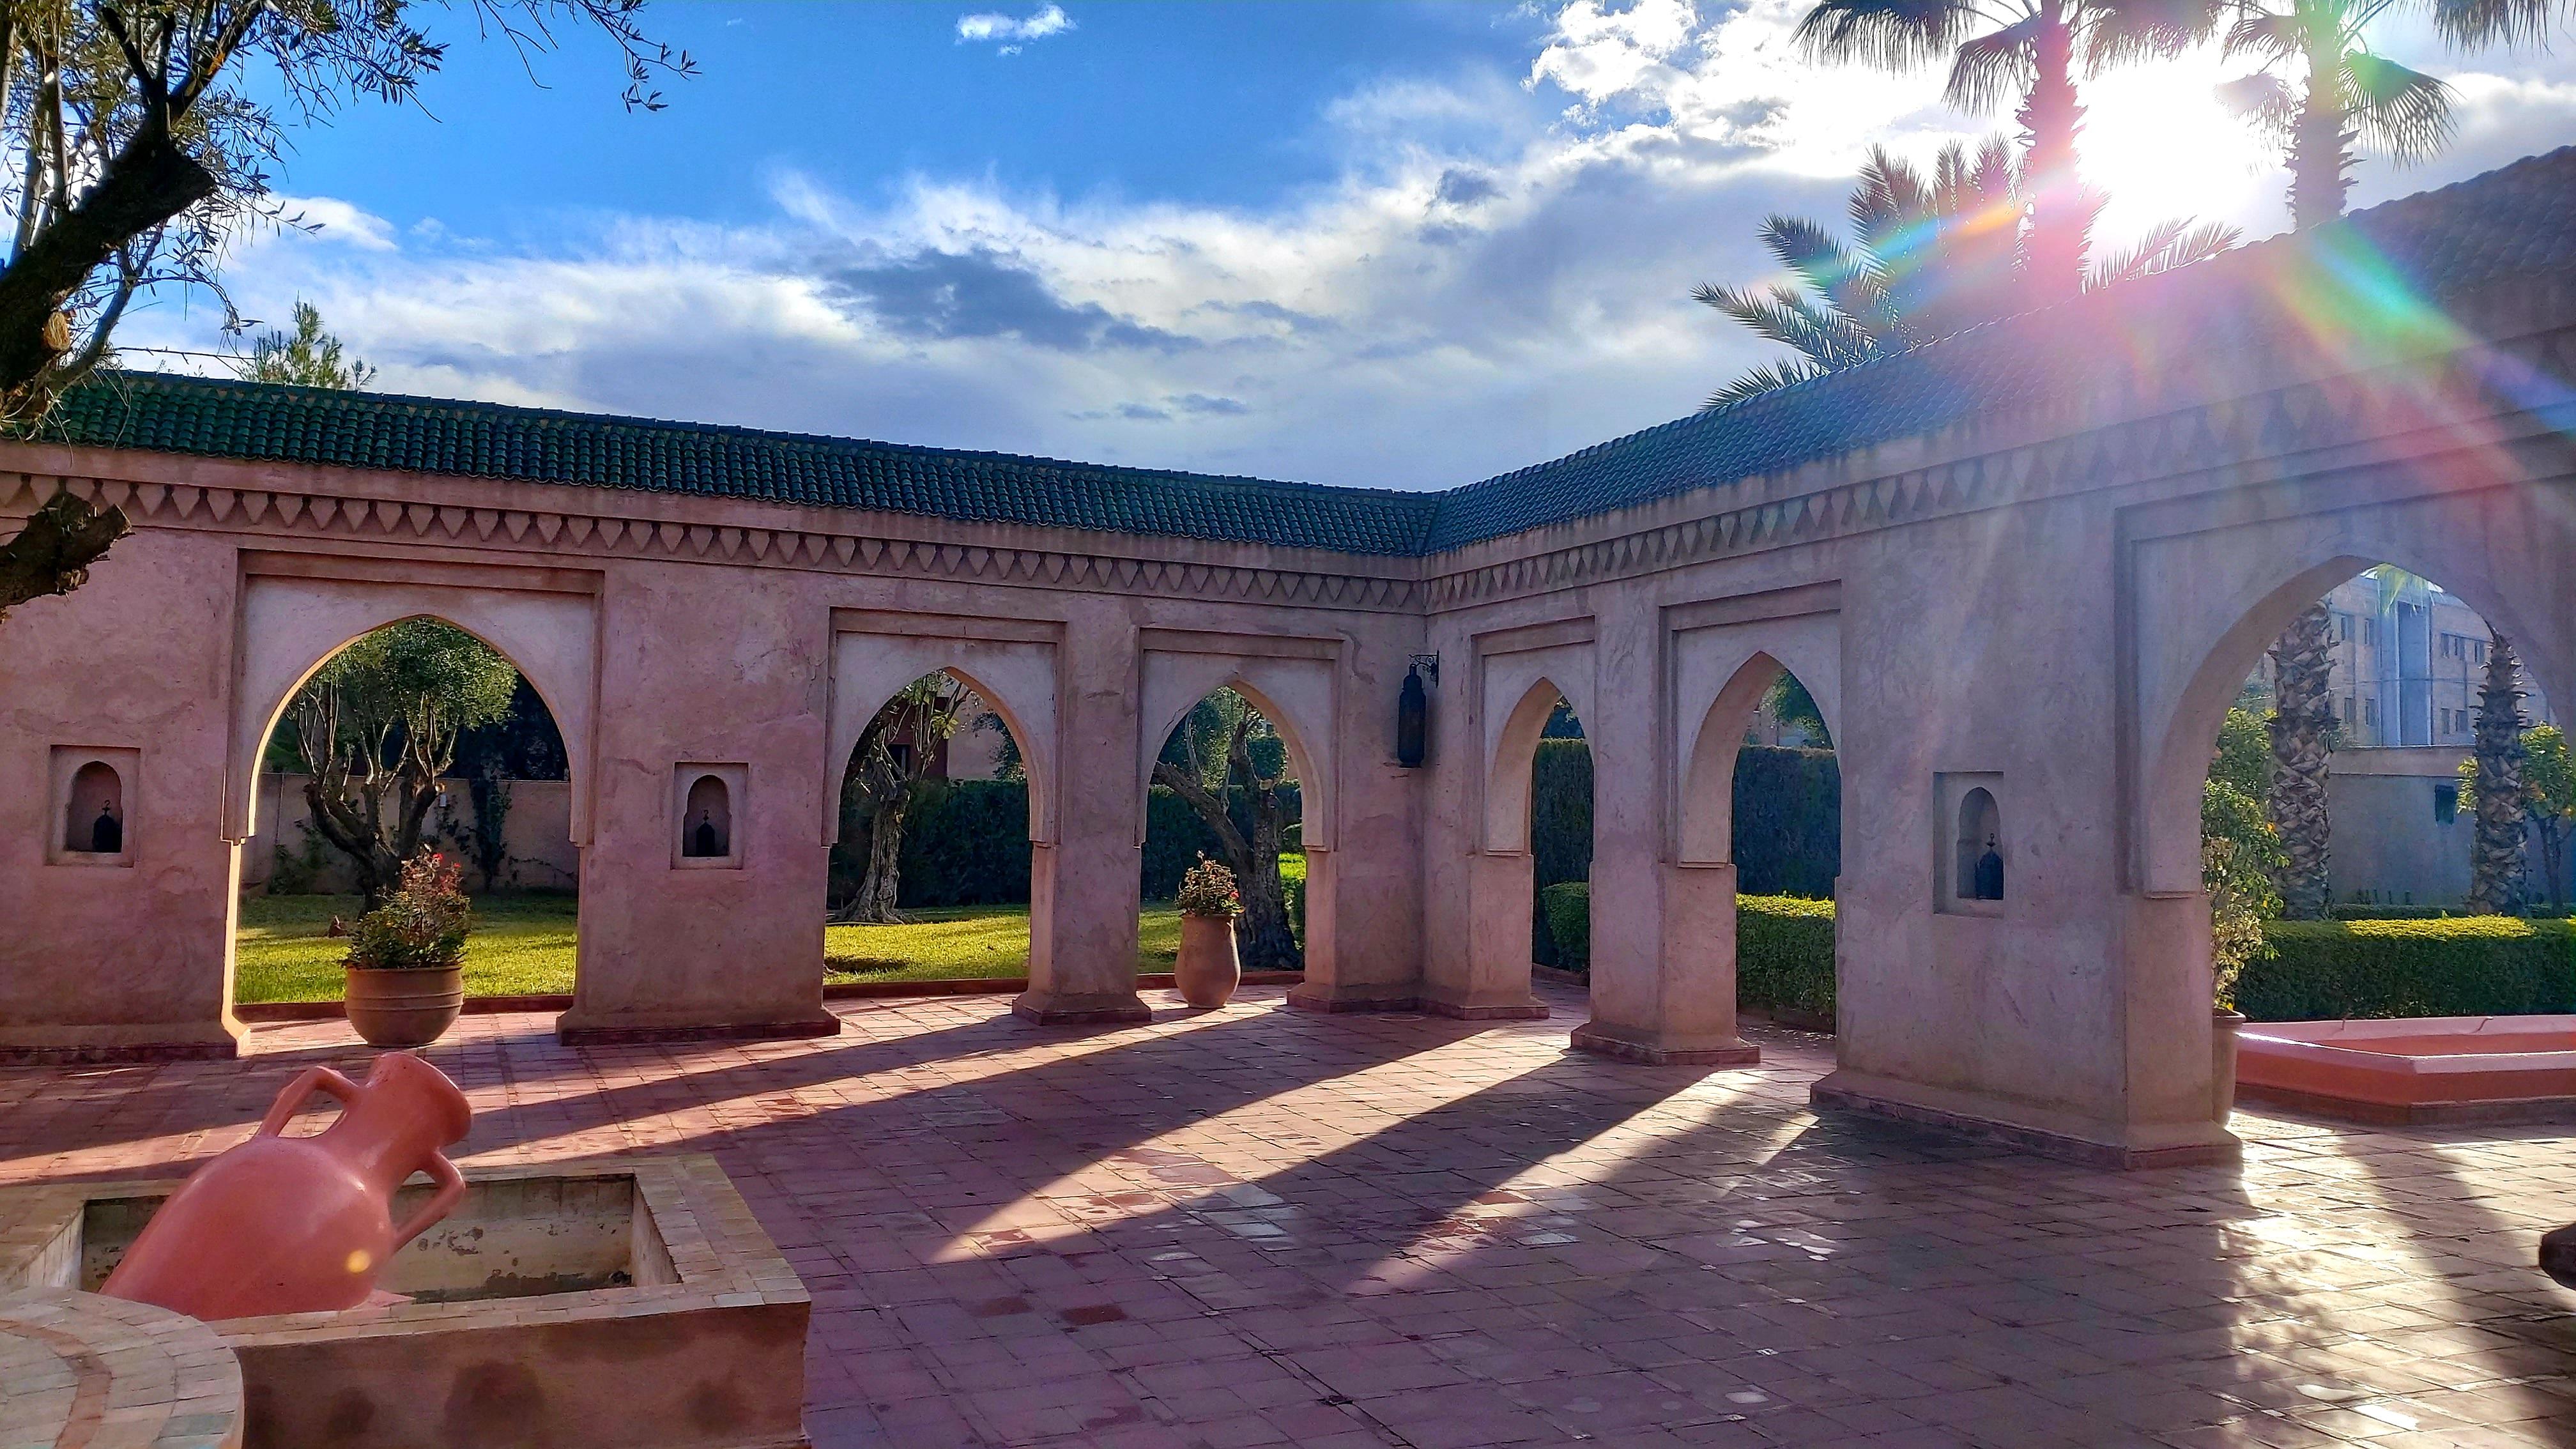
2212, 1008, 2245, 1123
344, 965, 464, 1048
1174, 913, 1241, 1008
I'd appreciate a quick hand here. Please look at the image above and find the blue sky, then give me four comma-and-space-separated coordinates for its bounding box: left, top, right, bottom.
135, 0, 2576, 490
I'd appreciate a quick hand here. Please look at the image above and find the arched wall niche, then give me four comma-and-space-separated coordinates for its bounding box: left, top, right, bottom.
2133, 500, 2576, 894
683, 774, 732, 857
226, 565, 601, 846
46, 746, 139, 865
1135, 635, 1338, 852
825, 615, 1061, 847
65, 762, 124, 854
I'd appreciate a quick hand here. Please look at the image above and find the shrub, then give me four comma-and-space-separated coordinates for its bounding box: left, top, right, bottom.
343, 854, 471, 972
1284, 873, 1306, 945
1737, 894, 1836, 1016
1142, 783, 1301, 900
2239, 917, 2576, 1020
1540, 882, 1590, 971
1177, 856, 1241, 918
891, 779, 1033, 908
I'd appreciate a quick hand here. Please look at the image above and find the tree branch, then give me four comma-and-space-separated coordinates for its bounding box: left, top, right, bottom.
0, 489, 132, 618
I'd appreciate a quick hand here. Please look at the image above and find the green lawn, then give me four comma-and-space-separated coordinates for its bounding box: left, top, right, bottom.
234, 893, 1192, 1002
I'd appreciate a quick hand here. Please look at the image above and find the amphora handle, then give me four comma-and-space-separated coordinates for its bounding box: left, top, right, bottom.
256, 1066, 364, 1138
390, 1154, 466, 1254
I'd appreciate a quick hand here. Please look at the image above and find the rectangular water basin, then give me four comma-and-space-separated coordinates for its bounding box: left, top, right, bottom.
2237, 1015, 2576, 1124
0, 1154, 808, 1449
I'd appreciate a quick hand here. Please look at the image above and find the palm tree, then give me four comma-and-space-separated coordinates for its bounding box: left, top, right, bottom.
2214, 0, 2455, 230
1694, 140, 2234, 407
1795, 0, 2218, 298
2467, 632, 2530, 914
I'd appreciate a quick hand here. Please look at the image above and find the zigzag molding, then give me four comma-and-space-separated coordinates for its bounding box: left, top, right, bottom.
0, 472, 1426, 615
1424, 322, 2576, 610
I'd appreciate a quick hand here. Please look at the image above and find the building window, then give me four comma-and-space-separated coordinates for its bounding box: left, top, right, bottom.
2473, 640, 2487, 664
2342, 696, 2356, 726
2435, 782, 2459, 825
2365, 698, 2380, 728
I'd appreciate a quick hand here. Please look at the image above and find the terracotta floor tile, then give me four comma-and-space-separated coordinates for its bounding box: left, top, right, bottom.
8, 985, 2576, 1448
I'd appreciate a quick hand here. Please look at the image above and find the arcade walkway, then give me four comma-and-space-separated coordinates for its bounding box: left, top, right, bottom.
3, 984, 2570, 1447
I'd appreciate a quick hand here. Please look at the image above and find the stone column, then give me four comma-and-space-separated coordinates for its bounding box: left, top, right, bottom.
1574, 861, 1759, 1064
1290, 634, 1425, 1013
1016, 597, 1149, 1023
1426, 847, 1549, 1018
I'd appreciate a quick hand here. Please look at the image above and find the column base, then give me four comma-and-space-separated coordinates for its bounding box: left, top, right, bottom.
1011, 990, 1152, 1024
555, 1013, 843, 1046
1420, 993, 1550, 1021
1286, 985, 1420, 1014
1570, 1022, 1759, 1067
0, 1020, 241, 1064
1810, 1070, 2242, 1170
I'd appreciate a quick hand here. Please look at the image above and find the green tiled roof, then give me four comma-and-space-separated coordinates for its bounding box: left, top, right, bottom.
46, 373, 1444, 556
42, 145, 2576, 559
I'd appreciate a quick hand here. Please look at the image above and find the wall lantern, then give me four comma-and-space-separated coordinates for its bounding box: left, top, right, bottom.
1397, 652, 1439, 768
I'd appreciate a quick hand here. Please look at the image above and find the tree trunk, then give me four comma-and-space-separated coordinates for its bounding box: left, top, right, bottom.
2537, 819, 2568, 912
2467, 633, 2528, 915
0, 117, 216, 415
2289, 20, 2351, 231
0, 489, 129, 618
2016, 6, 2087, 300
846, 793, 909, 923
2266, 603, 2334, 918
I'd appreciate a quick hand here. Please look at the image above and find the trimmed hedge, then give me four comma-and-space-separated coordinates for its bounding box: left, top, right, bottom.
1540, 882, 1590, 971
1524, 882, 1837, 1015
1531, 740, 1594, 967
2239, 917, 2576, 1020
836, 778, 1302, 908
1737, 894, 1836, 1016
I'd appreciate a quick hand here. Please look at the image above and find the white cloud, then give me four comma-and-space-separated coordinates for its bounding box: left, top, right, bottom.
957, 4, 1073, 50
139, 3, 2576, 491
273, 195, 399, 252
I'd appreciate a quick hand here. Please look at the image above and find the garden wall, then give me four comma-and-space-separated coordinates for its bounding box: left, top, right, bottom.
243, 773, 579, 894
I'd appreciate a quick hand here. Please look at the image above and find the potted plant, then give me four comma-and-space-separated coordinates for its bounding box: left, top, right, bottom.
1174, 854, 1243, 1009
342, 853, 471, 1048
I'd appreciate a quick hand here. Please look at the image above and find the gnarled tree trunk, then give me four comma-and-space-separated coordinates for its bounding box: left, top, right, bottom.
0, 489, 129, 620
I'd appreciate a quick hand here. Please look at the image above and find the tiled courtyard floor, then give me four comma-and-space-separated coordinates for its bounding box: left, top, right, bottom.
5, 983, 2575, 1448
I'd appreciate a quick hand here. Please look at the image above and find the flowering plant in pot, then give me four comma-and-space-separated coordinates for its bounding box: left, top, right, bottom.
1173, 855, 1243, 1008
342, 853, 471, 1048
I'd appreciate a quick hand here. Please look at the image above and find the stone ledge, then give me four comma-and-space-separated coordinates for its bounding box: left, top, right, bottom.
2237, 1080, 2576, 1127
1285, 990, 1420, 1014
1569, 1025, 1761, 1068
1011, 992, 1153, 1025
1420, 998, 1550, 1022
1810, 1075, 2243, 1170
556, 1016, 843, 1047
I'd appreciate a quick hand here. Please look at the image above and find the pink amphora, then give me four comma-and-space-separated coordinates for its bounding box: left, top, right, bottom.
102, 1052, 471, 1321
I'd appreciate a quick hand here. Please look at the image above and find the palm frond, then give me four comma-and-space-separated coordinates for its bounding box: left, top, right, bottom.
1692, 284, 1881, 370
2219, 12, 2301, 64
1704, 357, 1837, 412
2214, 69, 2297, 143
1851, 146, 1934, 254
2428, 0, 2559, 49
1759, 213, 1899, 340
2086, 217, 2239, 288
1946, 13, 2047, 113
2084, 0, 2223, 70
2343, 52, 2455, 164
1795, 0, 1984, 71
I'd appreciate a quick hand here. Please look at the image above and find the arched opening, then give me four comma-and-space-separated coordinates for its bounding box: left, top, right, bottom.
1955, 788, 2002, 905
236, 616, 575, 1009
2161, 560, 2568, 1030
682, 775, 732, 859
823, 669, 1043, 987
64, 761, 124, 855
1142, 685, 1306, 978
1674, 652, 1843, 1031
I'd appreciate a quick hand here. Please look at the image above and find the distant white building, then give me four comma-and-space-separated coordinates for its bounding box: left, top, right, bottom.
2249, 572, 2557, 744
